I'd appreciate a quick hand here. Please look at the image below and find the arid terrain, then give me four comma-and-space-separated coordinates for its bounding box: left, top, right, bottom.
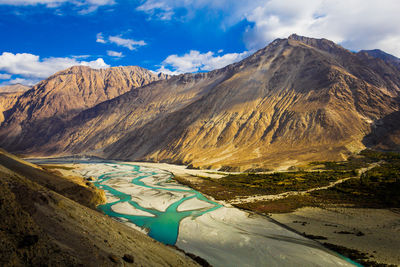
1, 34, 400, 267
165, 150, 400, 266
0, 149, 199, 266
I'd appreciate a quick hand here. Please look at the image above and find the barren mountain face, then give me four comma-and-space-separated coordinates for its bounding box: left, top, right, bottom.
0, 84, 31, 124
1, 35, 399, 170
0, 91, 24, 124
0, 66, 167, 151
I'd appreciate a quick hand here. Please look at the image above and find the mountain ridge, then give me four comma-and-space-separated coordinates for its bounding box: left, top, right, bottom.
1, 35, 399, 170
0, 65, 168, 151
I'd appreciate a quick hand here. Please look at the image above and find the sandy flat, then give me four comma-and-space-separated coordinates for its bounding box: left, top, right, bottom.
177, 207, 354, 267
106, 180, 193, 212
127, 161, 231, 179
111, 202, 155, 217
271, 207, 400, 266
177, 198, 216, 212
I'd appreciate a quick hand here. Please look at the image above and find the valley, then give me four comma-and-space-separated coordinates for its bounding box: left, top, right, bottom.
1, 34, 400, 267
28, 157, 358, 267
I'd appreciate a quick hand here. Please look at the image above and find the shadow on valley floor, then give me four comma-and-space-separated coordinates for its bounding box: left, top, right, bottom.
363, 108, 400, 151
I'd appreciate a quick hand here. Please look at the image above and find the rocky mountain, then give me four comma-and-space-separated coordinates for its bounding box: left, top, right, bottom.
1, 35, 400, 170
0, 84, 31, 123
358, 49, 400, 70
0, 93, 23, 124
0, 66, 168, 151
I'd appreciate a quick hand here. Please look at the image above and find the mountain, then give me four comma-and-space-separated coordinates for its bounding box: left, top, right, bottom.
0, 92, 22, 124
358, 49, 400, 70
0, 84, 31, 124
1, 35, 400, 170
0, 66, 168, 152
0, 149, 198, 266
0, 84, 31, 93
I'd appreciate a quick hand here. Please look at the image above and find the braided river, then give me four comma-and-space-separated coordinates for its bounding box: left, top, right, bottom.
30, 158, 359, 267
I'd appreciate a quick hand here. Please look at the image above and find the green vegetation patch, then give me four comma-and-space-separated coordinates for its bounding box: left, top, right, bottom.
309, 149, 400, 171
311, 161, 400, 208
213, 170, 355, 196
234, 195, 319, 214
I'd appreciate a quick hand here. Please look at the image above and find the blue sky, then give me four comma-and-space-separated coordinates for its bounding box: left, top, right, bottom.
0, 0, 400, 86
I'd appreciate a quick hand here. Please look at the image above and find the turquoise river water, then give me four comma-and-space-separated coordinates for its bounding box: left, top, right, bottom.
93, 163, 222, 245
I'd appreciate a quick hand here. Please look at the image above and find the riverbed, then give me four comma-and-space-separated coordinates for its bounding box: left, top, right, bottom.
30, 158, 357, 266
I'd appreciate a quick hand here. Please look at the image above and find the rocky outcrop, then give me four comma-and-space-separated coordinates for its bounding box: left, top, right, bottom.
0, 84, 31, 123
0, 92, 24, 124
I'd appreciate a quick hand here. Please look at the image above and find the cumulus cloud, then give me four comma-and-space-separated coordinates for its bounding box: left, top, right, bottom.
137, 0, 400, 57
243, 0, 400, 56
1, 77, 37, 86
0, 52, 109, 85
97, 33, 147, 51
0, 0, 115, 13
107, 50, 124, 58
157, 50, 249, 74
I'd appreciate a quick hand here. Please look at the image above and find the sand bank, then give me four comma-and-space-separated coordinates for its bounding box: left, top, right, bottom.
271, 207, 400, 265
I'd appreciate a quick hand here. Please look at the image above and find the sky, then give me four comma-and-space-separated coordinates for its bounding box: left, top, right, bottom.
0, 0, 400, 86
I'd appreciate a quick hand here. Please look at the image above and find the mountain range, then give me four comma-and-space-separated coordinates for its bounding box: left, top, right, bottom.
0, 34, 399, 170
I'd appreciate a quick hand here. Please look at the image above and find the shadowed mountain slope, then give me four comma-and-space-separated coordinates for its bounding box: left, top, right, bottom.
1, 35, 400, 170
358, 49, 400, 71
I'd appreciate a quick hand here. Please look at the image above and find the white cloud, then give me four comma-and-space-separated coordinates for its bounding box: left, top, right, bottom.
108, 36, 147, 50
136, 0, 251, 23
0, 52, 109, 85
157, 50, 249, 74
137, 0, 400, 57
97, 33, 147, 51
0, 0, 115, 13
243, 0, 400, 56
1, 77, 38, 86
0, 73, 11, 79
156, 66, 180, 76
136, 0, 174, 20
107, 50, 124, 58
96, 32, 106, 43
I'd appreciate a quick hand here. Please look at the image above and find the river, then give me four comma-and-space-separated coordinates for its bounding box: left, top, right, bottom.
30, 158, 358, 267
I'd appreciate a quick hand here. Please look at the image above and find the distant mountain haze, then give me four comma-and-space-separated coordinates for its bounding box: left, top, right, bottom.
0, 35, 399, 170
